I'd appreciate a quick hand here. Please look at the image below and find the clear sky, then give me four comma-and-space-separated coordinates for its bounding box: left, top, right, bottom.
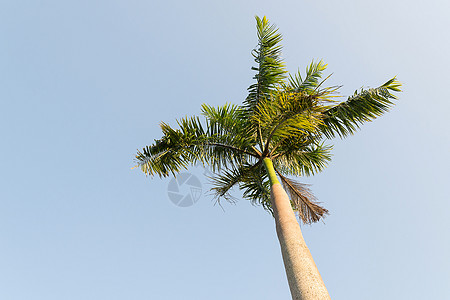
1, 0, 449, 299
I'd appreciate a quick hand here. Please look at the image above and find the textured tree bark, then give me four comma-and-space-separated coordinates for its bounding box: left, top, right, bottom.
263, 158, 330, 300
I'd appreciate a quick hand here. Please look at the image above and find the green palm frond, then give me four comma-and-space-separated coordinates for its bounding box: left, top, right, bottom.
244, 16, 287, 112
253, 91, 320, 127
201, 103, 258, 171
276, 172, 328, 224
209, 161, 272, 211
136, 112, 257, 177
202, 103, 246, 133
320, 77, 401, 138
240, 164, 272, 211
273, 142, 332, 177
201, 103, 256, 146
210, 162, 258, 204
251, 90, 330, 157
289, 60, 328, 94
136, 117, 206, 177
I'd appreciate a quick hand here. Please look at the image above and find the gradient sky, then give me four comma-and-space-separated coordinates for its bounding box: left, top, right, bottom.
1, 1, 449, 299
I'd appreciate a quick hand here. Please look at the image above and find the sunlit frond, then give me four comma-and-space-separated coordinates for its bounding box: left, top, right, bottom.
289, 60, 328, 94
244, 16, 286, 113
273, 142, 332, 177
201, 103, 258, 171
251, 91, 325, 155
201, 103, 256, 149
135, 113, 257, 177
320, 77, 401, 138
135, 117, 206, 177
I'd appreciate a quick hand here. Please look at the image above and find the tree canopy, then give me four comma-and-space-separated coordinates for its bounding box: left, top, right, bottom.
135, 16, 401, 224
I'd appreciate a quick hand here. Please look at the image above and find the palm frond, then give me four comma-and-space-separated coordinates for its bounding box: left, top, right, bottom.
244, 16, 286, 113
201, 103, 259, 171
209, 163, 255, 204
288, 60, 328, 94
276, 172, 328, 224
320, 77, 402, 138
273, 142, 332, 177
252, 91, 324, 152
135, 117, 206, 177
136, 113, 257, 177
240, 164, 272, 211
201, 103, 256, 144
210, 161, 272, 211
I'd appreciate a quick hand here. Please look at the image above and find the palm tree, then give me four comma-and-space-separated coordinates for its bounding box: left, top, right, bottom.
135, 16, 401, 300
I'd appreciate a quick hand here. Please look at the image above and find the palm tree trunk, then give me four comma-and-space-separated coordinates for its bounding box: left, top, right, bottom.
263, 158, 330, 300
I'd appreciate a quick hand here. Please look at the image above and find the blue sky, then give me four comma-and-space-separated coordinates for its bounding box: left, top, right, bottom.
1, 0, 449, 299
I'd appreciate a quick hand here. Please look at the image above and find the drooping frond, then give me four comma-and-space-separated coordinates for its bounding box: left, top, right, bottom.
210, 162, 255, 203
276, 171, 328, 224
240, 164, 272, 211
320, 77, 402, 138
135, 117, 206, 177
210, 161, 272, 211
244, 16, 286, 113
136, 111, 258, 177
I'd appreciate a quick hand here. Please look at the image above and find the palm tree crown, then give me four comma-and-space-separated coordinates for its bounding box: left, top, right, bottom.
135, 16, 401, 224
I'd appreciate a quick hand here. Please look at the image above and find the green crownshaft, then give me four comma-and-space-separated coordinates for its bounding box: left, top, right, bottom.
263, 158, 279, 185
